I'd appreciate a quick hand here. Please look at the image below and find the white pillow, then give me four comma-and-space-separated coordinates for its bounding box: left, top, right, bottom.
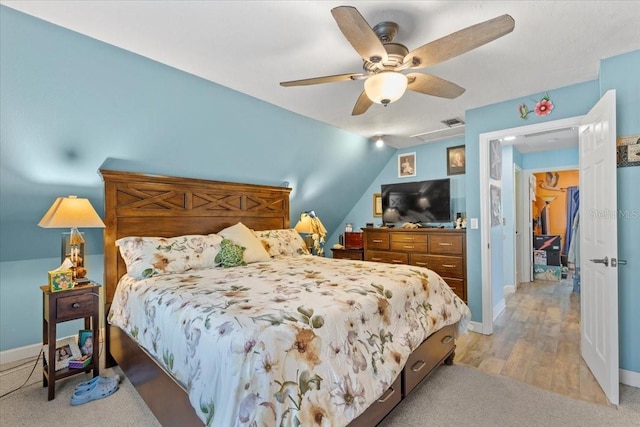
217, 222, 271, 263
253, 229, 310, 257
116, 234, 224, 279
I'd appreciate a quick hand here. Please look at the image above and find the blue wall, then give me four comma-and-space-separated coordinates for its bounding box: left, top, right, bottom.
0, 7, 395, 351
327, 138, 467, 246
600, 50, 640, 373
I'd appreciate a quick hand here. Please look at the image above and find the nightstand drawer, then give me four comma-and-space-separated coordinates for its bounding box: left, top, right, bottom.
56, 293, 95, 321
332, 248, 364, 260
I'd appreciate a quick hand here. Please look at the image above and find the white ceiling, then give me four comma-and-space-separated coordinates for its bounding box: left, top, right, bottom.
3, 1, 639, 149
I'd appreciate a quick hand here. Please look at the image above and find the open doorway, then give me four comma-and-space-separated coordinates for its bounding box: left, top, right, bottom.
529, 168, 580, 285
478, 92, 619, 405
478, 116, 582, 334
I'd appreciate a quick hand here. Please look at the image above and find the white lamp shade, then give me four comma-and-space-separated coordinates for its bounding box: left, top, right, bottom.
38, 195, 105, 228
364, 72, 408, 105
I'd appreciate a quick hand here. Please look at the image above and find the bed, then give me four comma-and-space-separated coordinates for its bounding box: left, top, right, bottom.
100, 169, 471, 426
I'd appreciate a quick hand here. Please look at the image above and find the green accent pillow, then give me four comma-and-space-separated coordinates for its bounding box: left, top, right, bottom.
215, 239, 247, 268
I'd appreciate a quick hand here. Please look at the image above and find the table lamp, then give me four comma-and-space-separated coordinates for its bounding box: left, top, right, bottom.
294, 210, 327, 256
38, 195, 105, 281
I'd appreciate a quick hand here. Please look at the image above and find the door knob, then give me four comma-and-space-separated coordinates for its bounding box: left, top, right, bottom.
612, 258, 627, 267
590, 256, 609, 267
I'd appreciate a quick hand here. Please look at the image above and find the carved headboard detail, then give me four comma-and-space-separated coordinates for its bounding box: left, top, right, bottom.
99, 169, 291, 305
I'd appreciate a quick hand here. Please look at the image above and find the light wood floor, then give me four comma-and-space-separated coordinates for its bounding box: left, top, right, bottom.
454, 278, 609, 405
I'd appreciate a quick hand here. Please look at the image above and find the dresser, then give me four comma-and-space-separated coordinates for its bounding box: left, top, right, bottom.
363, 228, 467, 302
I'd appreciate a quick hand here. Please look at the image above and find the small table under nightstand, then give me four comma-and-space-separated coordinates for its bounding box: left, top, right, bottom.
331, 247, 364, 261
41, 282, 100, 400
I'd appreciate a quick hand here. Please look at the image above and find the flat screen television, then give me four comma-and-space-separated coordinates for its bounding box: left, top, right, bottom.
381, 179, 451, 225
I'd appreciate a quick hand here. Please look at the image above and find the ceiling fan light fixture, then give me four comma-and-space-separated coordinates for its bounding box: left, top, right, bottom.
364, 72, 407, 106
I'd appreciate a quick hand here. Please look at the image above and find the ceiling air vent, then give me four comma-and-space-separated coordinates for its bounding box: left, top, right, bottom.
441, 117, 465, 127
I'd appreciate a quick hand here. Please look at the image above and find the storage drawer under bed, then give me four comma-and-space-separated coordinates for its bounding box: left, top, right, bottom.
402, 324, 456, 396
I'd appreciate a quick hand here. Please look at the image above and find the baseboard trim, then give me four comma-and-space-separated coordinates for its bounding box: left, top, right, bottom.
0, 329, 105, 366
503, 284, 516, 295
493, 298, 506, 321
620, 368, 640, 388
0, 342, 43, 366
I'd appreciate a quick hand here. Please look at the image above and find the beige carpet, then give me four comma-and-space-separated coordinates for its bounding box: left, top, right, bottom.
1, 357, 638, 426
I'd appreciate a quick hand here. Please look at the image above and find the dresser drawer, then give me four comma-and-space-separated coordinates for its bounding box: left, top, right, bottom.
390, 241, 428, 252
429, 234, 463, 255
442, 278, 465, 301
365, 250, 408, 265
366, 231, 390, 250
403, 324, 456, 396
410, 254, 464, 278
390, 233, 428, 244
56, 293, 95, 321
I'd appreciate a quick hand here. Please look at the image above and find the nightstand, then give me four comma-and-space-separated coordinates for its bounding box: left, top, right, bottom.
41, 283, 100, 400
331, 247, 364, 260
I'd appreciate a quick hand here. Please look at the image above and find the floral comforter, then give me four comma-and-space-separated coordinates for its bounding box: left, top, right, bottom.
108, 256, 471, 426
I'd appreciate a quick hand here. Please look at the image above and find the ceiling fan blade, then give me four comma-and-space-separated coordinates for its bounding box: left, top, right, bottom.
404, 14, 515, 69
280, 73, 364, 87
331, 6, 388, 63
406, 73, 466, 99
352, 91, 373, 116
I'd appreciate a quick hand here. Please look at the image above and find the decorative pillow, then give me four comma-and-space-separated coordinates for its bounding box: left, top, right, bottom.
253, 229, 310, 257
116, 234, 223, 279
216, 222, 271, 263
215, 239, 247, 268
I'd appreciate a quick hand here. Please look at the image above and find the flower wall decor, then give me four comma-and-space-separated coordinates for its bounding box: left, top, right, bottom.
519, 92, 554, 120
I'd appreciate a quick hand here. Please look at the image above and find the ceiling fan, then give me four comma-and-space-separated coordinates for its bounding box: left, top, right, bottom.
280, 6, 515, 115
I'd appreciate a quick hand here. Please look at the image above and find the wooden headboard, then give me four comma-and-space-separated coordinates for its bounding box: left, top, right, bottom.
99, 169, 291, 305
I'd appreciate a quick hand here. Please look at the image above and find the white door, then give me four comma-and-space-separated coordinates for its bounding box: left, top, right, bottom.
579, 89, 618, 405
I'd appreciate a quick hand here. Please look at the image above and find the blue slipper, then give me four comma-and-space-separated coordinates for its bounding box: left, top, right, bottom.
74, 374, 121, 393
70, 380, 119, 406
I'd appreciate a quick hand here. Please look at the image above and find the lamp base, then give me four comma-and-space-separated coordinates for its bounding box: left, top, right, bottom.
302, 235, 314, 254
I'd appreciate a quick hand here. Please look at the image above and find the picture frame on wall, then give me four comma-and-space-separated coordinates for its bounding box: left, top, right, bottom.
490, 139, 502, 180
373, 193, 382, 217
447, 145, 466, 175
490, 184, 502, 227
398, 152, 416, 178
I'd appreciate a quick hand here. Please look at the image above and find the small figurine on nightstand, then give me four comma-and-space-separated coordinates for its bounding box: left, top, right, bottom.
461, 218, 467, 229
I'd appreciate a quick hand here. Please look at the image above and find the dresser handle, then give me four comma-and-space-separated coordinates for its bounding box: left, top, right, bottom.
411, 360, 426, 372
392, 259, 404, 263
441, 335, 453, 344
72, 302, 80, 309
415, 262, 427, 266
372, 239, 383, 243
372, 257, 382, 261
377, 386, 396, 403
439, 242, 453, 246
442, 264, 456, 268
403, 245, 415, 249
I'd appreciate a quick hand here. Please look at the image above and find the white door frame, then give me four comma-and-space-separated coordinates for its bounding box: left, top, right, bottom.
478, 116, 583, 335
514, 165, 523, 289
